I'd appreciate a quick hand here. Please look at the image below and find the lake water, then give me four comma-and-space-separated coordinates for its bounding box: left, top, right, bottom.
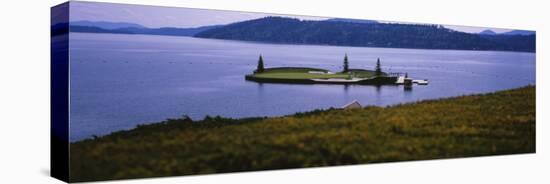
69, 33, 536, 141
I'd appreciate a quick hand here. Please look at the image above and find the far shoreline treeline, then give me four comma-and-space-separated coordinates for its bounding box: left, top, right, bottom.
55, 16, 535, 53
195, 17, 535, 52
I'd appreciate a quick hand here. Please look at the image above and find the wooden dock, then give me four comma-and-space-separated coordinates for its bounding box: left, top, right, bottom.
396, 76, 405, 84
395, 76, 428, 85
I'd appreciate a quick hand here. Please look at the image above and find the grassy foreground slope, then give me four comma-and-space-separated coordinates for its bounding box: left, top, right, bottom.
70, 86, 535, 182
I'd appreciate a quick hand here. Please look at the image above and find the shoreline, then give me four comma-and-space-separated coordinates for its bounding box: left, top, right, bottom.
70, 85, 533, 142
71, 85, 535, 142
69, 32, 536, 54
244, 67, 401, 85
245, 74, 399, 85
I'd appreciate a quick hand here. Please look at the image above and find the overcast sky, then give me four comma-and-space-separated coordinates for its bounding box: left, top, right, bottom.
70, 1, 514, 33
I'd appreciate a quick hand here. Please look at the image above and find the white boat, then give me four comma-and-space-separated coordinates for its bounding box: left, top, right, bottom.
413, 79, 429, 85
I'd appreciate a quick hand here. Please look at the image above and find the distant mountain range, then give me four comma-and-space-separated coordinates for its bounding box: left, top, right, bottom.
58, 18, 535, 52
69, 21, 222, 37
71, 21, 146, 30
479, 29, 497, 35
195, 17, 535, 52
479, 29, 535, 36
501, 30, 535, 35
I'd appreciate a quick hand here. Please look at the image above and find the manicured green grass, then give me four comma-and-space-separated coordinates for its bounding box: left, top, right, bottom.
263, 67, 328, 73
251, 67, 380, 79
348, 69, 379, 78
253, 72, 350, 79
69, 86, 535, 182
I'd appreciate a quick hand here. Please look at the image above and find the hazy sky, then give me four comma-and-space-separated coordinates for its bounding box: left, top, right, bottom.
70, 1, 514, 33
70, 1, 327, 28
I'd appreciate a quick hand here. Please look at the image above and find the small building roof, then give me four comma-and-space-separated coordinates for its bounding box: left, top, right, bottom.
342, 100, 362, 109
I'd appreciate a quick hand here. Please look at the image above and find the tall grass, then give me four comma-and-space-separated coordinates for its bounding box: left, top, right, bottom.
70, 86, 535, 182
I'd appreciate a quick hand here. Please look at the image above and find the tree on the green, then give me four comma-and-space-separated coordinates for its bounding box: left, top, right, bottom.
343, 54, 349, 73
256, 54, 265, 73
375, 58, 382, 76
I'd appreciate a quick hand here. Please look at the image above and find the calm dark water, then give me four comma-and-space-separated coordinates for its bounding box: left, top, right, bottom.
69, 33, 536, 141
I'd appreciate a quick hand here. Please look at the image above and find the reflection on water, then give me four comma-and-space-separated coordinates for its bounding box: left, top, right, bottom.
69, 33, 535, 141
404, 85, 413, 92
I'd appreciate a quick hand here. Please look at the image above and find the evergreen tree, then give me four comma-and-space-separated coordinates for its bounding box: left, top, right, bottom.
256, 54, 265, 73
375, 58, 382, 76
343, 54, 349, 73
